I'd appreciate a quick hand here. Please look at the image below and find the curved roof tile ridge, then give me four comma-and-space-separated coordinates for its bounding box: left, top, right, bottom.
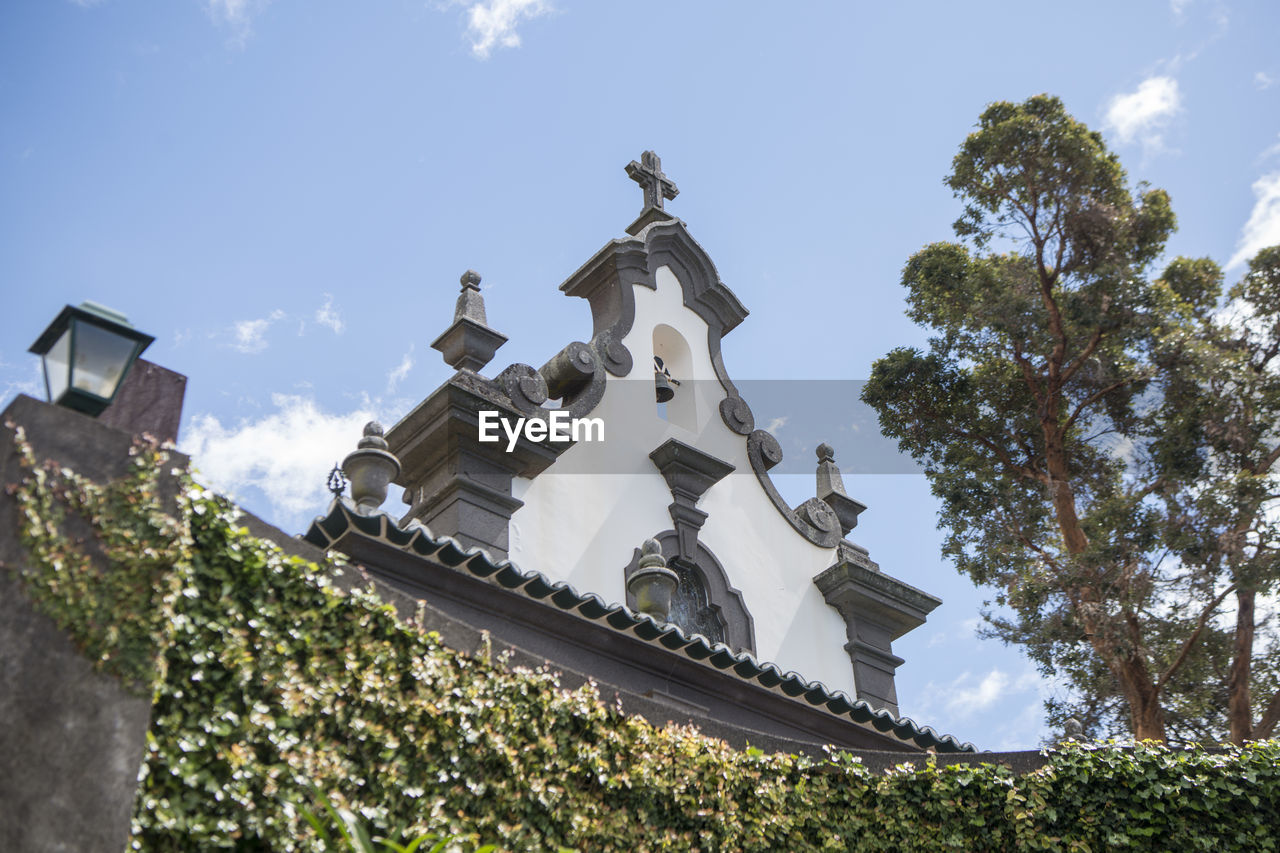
301, 501, 976, 753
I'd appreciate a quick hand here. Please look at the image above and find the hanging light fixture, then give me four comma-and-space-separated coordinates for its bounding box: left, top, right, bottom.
28, 302, 154, 417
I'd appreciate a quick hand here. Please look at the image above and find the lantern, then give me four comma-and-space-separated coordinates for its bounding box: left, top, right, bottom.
28, 302, 154, 417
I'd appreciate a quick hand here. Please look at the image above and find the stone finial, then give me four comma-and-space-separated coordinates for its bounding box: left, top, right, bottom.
624, 151, 680, 236
431, 270, 508, 372
626, 151, 679, 211
358, 421, 390, 450
815, 442, 866, 537
342, 421, 401, 515
455, 270, 487, 324
1061, 718, 1084, 743
627, 538, 679, 622
638, 539, 667, 569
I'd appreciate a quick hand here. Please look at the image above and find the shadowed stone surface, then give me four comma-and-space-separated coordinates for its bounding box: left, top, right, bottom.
96, 358, 187, 444
0, 396, 173, 853
814, 554, 942, 716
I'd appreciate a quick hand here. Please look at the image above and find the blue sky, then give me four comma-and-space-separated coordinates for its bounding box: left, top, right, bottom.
3, 0, 1279, 751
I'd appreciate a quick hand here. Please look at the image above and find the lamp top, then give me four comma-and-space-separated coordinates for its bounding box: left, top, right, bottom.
29, 301, 155, 356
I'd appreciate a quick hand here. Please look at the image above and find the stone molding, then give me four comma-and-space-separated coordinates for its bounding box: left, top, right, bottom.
814, 557, 942, 716
747, 430, 843, 548
648, 438, 735, 562
385, 373, 566, 560
303, 501, 976, 753
557, 219, 754, 433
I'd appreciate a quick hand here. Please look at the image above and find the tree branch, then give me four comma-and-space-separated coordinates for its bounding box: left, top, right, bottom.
1064, 375, 1142, 435
954, 428, 1046, 483
1249, 441, 1280, 477
1010, 339, 1049, 424
1061, 326, 1105, 385
1008, 524, 1065, 574
1254, 687, 1280, 739
1155, 581, 1239, 692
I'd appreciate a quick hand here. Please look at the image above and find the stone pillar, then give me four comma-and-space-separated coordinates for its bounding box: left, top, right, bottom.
386, 374, 562, 560
813, 544, 941, 716
0, 395, 167, 853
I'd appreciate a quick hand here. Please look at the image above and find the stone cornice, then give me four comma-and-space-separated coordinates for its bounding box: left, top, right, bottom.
814, 560, 942, 640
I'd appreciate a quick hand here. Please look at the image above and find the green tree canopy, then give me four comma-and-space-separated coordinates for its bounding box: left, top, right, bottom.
863, 94, 1280, 744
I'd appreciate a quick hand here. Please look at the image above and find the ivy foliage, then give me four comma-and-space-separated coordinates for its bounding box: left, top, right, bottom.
8, 427, 1280, 852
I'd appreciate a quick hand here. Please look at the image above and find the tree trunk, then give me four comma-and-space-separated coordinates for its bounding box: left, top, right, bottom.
1120, 653, 1167, 740
1045, 424, 1167, 741
1228, 587, 1256, 744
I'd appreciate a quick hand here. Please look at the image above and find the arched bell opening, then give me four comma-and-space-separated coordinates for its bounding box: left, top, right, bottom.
653, 324, 696, 430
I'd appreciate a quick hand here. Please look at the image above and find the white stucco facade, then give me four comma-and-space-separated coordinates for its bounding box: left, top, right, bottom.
509, 263, 859, 698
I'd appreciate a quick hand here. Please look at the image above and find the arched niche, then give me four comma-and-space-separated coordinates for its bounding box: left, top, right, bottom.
653, 323, 697, 431
623, 532, 755, 654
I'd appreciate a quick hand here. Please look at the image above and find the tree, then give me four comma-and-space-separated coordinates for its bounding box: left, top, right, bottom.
862, 94, 1280, 744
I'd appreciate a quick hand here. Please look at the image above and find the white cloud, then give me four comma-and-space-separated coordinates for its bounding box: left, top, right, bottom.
456, 0, 553, 59
926, 616, 983, 648
1257, 72, 1276, 91
231, 309, 285, 354
1169, 0, 1230, 31
1227, 172, 1280, 270
1259, 134, 1280, 165
315, 294, 344, 335
387, 346, 415, 394
182, 394, 376, 529
68, 0, 105, 7
925, 666, 1047, 721
763, 415, 788, 436
205, 0, 272, 47
1103, 76, 1182, 153
1, 357, 45, 407
945, 669, 1010, 717
990, 699, 1053, 751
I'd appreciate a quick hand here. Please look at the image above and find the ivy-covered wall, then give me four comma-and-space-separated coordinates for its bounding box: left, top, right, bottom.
4, 415, 1279, 852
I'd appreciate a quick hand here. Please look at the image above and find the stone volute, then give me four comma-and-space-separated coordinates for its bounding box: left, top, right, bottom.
627, 538, 679, 622
342, 422, 401, 515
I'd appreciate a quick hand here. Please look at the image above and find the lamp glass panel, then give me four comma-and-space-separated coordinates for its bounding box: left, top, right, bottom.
69, 319, 138, 400
43, 328, 72, 403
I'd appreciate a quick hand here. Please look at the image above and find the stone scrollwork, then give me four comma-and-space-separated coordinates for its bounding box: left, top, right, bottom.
797, 498, 840, 536
718, 395, 754, 435
747, 430, 841, 549
494, 363, 549, 415
541, 341, 607, 421
748, 429, 784, 471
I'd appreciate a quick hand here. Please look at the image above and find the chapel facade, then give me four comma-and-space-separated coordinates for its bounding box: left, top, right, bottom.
307, 153, 969, 753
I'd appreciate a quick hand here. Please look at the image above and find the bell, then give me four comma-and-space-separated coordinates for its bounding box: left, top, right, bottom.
654, 369, 675, 403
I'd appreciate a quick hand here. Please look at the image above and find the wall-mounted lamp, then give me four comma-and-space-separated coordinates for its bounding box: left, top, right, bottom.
28, 302, 154, 417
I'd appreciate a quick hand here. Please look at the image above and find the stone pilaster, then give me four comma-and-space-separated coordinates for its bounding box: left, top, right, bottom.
813, 547, 940, 716
386, 373, 564, 560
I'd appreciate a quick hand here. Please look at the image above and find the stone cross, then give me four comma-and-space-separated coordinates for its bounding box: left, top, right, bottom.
626, 150, 679, 211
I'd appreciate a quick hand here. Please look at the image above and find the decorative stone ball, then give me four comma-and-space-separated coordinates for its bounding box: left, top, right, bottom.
461, 270, 482, 289
816, 442, 835, 463
357, 421, 390, 451
638, 538, 667, 570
